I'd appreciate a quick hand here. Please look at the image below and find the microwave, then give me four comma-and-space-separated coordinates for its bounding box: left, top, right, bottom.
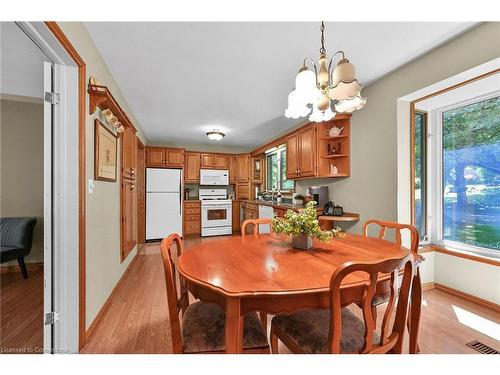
199, 169, 229, 186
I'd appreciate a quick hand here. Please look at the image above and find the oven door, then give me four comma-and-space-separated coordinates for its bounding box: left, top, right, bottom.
202, 204, 232, 228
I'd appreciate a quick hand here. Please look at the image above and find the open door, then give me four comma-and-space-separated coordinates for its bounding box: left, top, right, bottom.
43, 61, 54, 353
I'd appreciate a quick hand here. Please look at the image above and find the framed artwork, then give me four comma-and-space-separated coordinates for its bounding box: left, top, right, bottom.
94, 119, 117, 182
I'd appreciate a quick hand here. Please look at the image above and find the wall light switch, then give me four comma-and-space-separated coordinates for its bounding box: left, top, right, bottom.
88, 179, 95, 194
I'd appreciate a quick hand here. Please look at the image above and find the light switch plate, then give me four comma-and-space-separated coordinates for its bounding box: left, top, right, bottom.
88, 179, 95, 194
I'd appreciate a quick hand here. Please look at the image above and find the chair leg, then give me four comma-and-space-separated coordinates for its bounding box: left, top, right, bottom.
371, 305, 378, 329
18, 257, 28, 279
270, 325, 279, 354
259, 312, 268, 333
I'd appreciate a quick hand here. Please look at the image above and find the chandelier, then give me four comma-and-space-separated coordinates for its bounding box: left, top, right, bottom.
285, 22, 366, 122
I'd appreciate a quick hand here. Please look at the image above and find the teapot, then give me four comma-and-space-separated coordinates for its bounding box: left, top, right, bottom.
327, 126, 344, 137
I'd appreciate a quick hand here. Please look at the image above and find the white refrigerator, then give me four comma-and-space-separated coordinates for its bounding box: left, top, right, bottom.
146, 168, 183, 240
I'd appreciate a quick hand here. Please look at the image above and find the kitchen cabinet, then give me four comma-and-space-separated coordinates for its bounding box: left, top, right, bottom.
251, 156, 263, 183
286, 124, 317, 179
146, 147, 184, 168
184, 152, 201, 183
235, 182, 250, 200
235, 154, 250, 183
200, 153, 228, 169
228, 155, 236, 184
240, 201, 259, 234
232, 200, 240, 232
121, 126, 138, 261
184, 201, 201, 235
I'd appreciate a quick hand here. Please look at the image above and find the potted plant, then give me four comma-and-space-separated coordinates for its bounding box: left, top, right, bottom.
272, 202, 346, 250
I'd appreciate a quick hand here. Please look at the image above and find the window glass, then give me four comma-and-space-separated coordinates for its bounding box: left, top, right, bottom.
266, 153, 278, 190
280, 149, 294, 190
414, 112, 427, 239
442, 96, 500, 250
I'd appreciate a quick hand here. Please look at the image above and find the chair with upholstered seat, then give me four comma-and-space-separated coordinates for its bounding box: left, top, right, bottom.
0, 217, 37, 279
160, 233, 270, 354
241, 218, 273, 236
362, 219, 423, 352
270, 254, 415, 354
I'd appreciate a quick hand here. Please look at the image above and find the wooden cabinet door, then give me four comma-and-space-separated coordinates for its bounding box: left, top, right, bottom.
298, 125, 317, 177
215, 154, 228, 169
232, 201, 240, 232
146, 147, 165, 167
122, 127, 137, 179
201, 153, 215, 169
165, 148, 184, 168
228, 155, 236, 184
251, 157, 263, 183
286, 132, 299, 179
121, 178, 137, 261
235, 154, 250, 182
185, 152, 200, 183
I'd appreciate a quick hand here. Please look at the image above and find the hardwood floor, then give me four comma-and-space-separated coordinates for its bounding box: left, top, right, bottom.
82, 240, 500, 354
0, 267, 44, 354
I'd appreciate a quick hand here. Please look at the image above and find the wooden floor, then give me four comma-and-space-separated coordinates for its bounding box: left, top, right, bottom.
81, 240, 500, 354
0, 267, 44, 353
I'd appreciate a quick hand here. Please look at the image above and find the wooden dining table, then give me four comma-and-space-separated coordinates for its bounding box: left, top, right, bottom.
177, 233, 422, 354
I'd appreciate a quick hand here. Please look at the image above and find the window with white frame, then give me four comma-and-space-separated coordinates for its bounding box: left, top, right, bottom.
266, 145, 294, 191
415, 91, 500, 256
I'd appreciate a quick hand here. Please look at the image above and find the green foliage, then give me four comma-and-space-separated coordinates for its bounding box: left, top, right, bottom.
272, 201, 346, 242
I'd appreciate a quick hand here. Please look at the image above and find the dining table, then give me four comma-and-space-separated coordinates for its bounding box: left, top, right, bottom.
177, 233, 422, 354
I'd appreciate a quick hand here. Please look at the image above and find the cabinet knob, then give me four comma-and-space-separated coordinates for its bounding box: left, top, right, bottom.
129, 168, 135, 176
129, 183, 135, 191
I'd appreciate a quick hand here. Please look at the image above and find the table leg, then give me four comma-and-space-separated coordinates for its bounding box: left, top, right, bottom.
409, 270, 422, 354
225, 297, 244, 354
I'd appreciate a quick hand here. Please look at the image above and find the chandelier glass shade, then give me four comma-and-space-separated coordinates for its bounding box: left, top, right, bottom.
206, 130, 225, 141
285, 22, 366, 122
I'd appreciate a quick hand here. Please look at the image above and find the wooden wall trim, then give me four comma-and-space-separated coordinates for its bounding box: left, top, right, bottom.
84, 252, 139, 343
427, 244, 500, 267
433, 283, 500, 314
43, 21, 87, 350
0, 262, 43, 274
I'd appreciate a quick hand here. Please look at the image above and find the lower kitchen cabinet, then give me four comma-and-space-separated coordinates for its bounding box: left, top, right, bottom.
184, 201, 201, 235
232, 201, 240, 233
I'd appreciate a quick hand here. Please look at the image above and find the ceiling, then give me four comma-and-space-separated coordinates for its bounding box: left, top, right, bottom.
0, 22, 50, 99
85, 22, 476, 151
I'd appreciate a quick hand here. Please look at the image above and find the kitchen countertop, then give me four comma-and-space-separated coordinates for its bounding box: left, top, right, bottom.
236, 198, 313, 211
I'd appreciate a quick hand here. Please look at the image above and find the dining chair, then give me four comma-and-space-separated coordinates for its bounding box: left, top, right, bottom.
362, 219, 424, 352
241, 218, 273, 236
240, 218, 274, 331
160, 233, 270, 354
270, 254, 415, 354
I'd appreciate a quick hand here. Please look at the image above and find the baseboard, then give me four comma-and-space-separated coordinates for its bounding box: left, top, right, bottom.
424, 281, 500, 313
0, 262, 43, 274
83, 252, 139, 345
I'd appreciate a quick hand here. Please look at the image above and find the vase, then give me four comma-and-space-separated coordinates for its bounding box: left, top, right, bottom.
292, 233, 313, 250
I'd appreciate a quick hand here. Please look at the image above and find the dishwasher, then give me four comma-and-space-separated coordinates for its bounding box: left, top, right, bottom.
258, 205, 274, 233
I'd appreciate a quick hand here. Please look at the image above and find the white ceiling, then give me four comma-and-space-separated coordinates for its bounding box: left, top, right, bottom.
85, 22, 476, 151
0, 22, 50, 99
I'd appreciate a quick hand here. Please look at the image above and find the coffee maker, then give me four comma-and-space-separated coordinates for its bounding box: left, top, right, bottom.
308, 186, 329, 207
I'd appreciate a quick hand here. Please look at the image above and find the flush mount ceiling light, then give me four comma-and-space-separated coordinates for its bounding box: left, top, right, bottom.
285, 22, 366, 122
206, 130, 225, 141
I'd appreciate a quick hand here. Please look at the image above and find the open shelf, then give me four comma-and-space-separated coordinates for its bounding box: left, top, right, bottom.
88, 82, 136, 132
320, 135, 349, 140
321, 173, 349, 178
321, 154, 348, 159
316, 115, 351, 178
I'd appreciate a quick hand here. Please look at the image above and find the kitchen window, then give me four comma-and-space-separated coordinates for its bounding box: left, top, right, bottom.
417, 92, 500, 256
266, 145, 294, 191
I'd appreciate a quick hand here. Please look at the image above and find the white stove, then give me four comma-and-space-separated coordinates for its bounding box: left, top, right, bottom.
199, 188, 232, 237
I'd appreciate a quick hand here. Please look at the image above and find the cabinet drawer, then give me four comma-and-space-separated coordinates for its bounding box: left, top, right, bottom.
185, 220, 201, 234
244, 209, 258, 220
185, 208, 201, 215
185, 201, 201, 209
246, 203, 259, 211
184, 214, 200, 222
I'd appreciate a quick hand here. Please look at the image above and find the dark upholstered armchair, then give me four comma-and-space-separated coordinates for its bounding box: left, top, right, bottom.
0, 217, 37, 278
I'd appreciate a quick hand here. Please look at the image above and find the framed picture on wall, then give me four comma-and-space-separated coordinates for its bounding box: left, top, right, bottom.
94, 119, 117, 182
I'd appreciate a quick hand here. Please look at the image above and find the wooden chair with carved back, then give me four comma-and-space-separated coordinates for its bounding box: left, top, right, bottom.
160, 233, 270, 354
270, 254, 415, 354
241, 218, 273, 236
362, 219, 424, 352
240, 218, 274, 332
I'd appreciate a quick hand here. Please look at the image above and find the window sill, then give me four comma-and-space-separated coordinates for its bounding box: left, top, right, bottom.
421, 244, 500, 267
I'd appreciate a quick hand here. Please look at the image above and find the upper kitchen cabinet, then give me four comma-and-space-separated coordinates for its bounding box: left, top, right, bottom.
251, 156, 263, 183
146, 147, 185, 168
228, 155, 236, 184
185, 152, 201, 183
286, 123, 317, 179
200, 153, 228, 169
235, 154, 250, 183
121, 125, 137, 180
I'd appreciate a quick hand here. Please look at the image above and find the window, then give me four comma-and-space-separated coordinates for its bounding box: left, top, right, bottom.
266, 146, 294, 191
440, 96, 500, 251
413, 111, 427, 240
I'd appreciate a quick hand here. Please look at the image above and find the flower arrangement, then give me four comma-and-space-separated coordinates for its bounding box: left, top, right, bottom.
272, 201, 346, 249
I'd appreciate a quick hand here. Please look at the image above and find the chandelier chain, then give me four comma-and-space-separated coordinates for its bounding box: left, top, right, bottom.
320, 21, 326, 54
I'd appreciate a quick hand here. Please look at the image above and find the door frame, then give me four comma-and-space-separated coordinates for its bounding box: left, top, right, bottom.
17, 21, 86, 352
